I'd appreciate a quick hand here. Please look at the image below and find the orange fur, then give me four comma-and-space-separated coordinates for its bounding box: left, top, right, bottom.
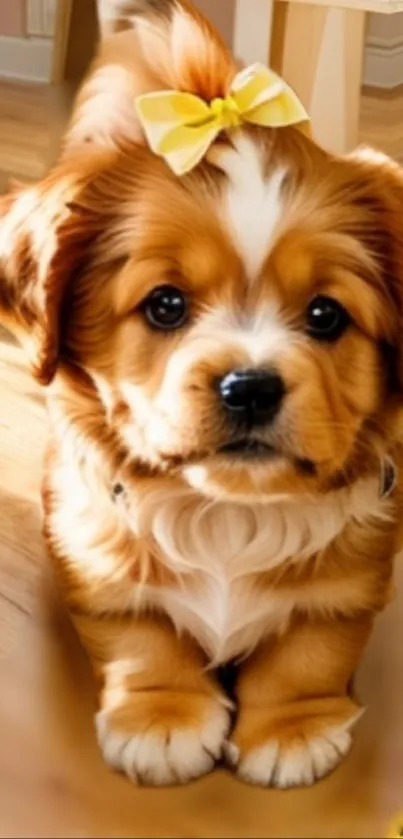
2, 0, 403, 788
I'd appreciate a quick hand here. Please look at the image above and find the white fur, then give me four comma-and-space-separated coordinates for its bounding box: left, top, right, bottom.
212, 133, 286, 280
234, 303, 295, 366
51, 435, 391, 665
0, 188, 37, 263
96, 702, 229, 785
126, 477, 390, 664
231, 709, 363, 788
188, 303, 294, 366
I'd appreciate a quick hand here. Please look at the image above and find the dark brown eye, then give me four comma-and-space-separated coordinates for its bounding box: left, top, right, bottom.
306, 295, 350, 341
142, 285, 188, 331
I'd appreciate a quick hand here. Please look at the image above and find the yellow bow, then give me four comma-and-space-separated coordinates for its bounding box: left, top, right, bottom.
135, 63, 309, 176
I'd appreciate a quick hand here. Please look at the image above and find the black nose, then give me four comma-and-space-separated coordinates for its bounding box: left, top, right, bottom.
219, 369, 285, 426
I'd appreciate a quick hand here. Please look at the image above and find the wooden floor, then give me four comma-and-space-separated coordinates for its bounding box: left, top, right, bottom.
0, 81, 72, 189
1, 80, 403, 838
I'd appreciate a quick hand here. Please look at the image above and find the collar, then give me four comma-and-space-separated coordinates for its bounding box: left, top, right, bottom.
111, 457, 398, 505
380, 456, 398, 500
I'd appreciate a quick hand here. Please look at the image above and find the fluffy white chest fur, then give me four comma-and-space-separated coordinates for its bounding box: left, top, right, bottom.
129, 478, 387, 664
54, 451, 387, 665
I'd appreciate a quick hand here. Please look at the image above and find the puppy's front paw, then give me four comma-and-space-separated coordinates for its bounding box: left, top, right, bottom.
96, 691, 231, 786
226, 697, 363, 789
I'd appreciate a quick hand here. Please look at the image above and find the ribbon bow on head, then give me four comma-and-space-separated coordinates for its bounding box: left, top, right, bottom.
135, 63, 309, 176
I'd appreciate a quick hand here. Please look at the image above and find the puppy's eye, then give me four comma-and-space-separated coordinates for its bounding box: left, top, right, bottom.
306, 295, 350, 341
142, 285, 188, 331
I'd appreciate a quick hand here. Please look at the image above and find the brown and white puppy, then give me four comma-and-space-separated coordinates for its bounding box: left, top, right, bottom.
1, 0, 403, 789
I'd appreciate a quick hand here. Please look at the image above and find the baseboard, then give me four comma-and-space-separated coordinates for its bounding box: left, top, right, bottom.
364, 36, 403, 88
0, 35, 53, 83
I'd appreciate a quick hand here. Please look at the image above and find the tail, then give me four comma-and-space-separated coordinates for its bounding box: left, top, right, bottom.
66, 0, 236, 153
96, 0, 235, 98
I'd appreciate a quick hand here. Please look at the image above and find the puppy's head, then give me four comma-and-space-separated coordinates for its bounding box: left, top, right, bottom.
1, 0, 403, 502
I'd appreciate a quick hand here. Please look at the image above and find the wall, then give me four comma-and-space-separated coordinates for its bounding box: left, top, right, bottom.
194, 0, 235, 44
367, 11, 403, 40
365, 11, 403, 87
0, 0, 55, 82
0, 0, 25, 37
0, 0, 56, 37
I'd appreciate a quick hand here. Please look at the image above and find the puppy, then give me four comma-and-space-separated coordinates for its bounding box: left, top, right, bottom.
1, 0, 403, 789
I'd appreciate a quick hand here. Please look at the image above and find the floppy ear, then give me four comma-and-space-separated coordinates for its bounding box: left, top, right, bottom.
65, 0, 236, 154
346, 147, 403, 389
0, 149, 116, 385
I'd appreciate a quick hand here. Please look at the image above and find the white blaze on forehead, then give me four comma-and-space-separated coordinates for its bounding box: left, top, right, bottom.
239, 302, 294, 365
212, 133, 286, 280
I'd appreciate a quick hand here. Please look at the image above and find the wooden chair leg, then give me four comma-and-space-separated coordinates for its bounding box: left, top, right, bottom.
273, 2, 367, 154
51, 0, 74, 84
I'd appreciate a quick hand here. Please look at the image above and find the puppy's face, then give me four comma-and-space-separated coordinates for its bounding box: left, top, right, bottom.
59, 133, 402, 501
1, 0, 403, 503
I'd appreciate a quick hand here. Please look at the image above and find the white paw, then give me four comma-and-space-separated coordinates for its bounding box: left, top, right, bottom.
229, 710, 364, 789
96, 704, 230, 786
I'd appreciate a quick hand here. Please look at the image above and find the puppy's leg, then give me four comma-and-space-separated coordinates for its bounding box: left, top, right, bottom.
74, 613, 231, 786
227, 616, 372, 789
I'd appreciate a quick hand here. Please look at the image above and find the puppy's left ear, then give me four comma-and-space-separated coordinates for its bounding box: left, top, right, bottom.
347, 147, 403, 388
0, 149, 116, 384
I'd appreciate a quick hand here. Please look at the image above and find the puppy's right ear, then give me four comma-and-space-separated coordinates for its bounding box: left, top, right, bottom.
0, 149, 117, 384
66, 0, 236, 153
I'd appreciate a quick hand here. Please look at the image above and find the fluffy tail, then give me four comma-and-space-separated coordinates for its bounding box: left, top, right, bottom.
66, 0, 236, 152
95, 0, 235, 98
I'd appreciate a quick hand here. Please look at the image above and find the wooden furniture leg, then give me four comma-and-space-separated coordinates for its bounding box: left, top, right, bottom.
273, 2, 367, 154
51, 0, 74, 84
